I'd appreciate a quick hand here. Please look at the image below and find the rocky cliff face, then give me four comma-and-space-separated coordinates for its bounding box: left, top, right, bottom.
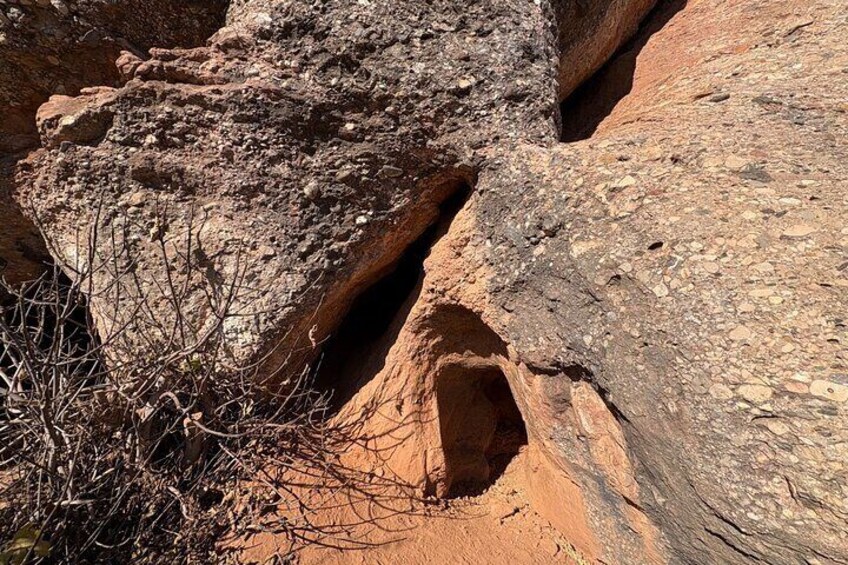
4, 0, 847, 563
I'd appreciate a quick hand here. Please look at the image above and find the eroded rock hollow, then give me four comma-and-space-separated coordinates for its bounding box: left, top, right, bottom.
4, 0, 847, 563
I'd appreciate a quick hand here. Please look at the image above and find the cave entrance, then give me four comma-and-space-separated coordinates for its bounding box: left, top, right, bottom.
316, 182, 471, 408
436, 363, 528, 498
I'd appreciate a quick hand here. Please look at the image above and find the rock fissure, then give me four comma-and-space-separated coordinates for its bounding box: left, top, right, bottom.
316, 181, 473, 407
559, 0, 687, 142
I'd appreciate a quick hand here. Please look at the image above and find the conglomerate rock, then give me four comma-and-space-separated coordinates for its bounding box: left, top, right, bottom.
0, 0, 227, 285
11, 0, 848, 563
0, 0, 227, 151
19, 0, 654, 372
478, 1, 847, 562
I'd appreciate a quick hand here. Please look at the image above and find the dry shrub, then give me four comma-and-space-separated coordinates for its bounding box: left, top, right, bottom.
0, 204, 329, 563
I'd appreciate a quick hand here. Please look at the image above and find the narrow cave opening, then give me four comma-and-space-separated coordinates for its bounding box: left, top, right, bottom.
316, 183, 472, 407
559, 0, 687, 142
436, 364, 528, 498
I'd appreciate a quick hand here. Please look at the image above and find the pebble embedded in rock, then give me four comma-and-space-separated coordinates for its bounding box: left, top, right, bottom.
709, 383, 735, 400
126, 191, 147, 208
738, 302, 755, 313
50, 0, 69, 16
809, 380, 848, 402
725, 155, 748, 170
652, 282, 669, 298
784, 381, 809, 395
615, 175, 637, 188
258, 245, 276, 259
737, 384, 773, 404
303, 182, 321, 200
764, 420, 790, 436
379, 165, 404, 178
729, 325, 753, 341
782, 224, 817, 238
702, 261, 720, 274
456, 78, 474, 93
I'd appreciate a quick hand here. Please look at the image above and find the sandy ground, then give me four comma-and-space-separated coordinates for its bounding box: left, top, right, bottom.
236, 449, 583, 565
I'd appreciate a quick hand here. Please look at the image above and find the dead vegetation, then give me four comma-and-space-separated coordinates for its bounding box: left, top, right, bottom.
0, 203, 332, 564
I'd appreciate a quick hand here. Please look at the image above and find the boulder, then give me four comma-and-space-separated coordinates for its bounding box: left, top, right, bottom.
19, 0, 655, 374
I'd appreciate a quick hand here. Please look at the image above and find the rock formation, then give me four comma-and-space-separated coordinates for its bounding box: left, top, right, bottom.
5, 0, 848, 563
0, 0, 227, 284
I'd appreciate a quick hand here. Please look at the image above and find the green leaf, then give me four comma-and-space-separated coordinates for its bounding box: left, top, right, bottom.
1, 525, 51, 564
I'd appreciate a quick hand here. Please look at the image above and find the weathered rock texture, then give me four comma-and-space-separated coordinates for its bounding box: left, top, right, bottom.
19, 0, 655, 372
11, 0, 848, 563
0, 0, 227, 285
0, 0, 227, 151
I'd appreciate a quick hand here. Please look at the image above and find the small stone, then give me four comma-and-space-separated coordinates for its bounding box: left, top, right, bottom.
782, 224, 817, 238
615, 175, 637, 188
253, 12, 273, 28
738, 302, 755, 313
749, 288, 774, 298
59, 115, 77, 128
303, 182, 321, 200
765, 420, 790, 436
643, 145, 663, 161
652, 282, 669, 298
355, 215, 369, 226
784, 381, 808, 394
258, 245, 276, 259
729, 325, 753, 341
702, 261, 720, 274
51, 0, 70, 16
126, 192, 146, 207
379, 165, 404, 178
725, 155, 748, 170
752, 261, 774, 274
709, 383, 734, 401
709, 93, 731, 103
738, 384, 773, 404
809, 380, 848, 402
456, 78, 474, 91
